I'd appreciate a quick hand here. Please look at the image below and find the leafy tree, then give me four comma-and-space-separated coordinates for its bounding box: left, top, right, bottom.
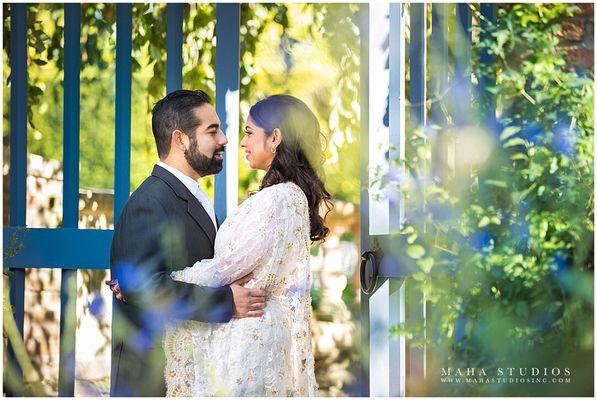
238, 3, 361, 203
5, 3, 361, 202
384, 4, 593, 396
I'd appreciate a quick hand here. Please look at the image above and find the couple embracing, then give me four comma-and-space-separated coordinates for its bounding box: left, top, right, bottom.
107, 89, 331, 397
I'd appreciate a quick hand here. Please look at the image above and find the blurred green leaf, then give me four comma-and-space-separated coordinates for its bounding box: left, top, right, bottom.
406, 244, 426, 260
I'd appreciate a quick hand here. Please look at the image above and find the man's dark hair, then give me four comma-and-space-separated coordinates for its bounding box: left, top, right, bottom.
151, 89, 212, 158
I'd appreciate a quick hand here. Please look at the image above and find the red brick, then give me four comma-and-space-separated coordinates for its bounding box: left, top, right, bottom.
560, 46, 594, 68
577, 3, 594, 17
557, 20, 585, 42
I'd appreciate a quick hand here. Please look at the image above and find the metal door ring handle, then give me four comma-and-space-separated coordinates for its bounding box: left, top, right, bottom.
360, 250, 378, 295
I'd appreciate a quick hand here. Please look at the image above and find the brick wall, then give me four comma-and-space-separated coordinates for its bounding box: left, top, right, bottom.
557, 3, 594, 69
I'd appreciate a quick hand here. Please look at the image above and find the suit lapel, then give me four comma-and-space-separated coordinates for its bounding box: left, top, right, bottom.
151, 165, 216, 247
186, 198, 216, 246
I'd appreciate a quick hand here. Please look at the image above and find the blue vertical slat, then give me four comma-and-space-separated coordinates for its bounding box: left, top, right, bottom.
58, 3, 80, 396
166, 3, 183, 93
7, 3, 27, 395
388, 3, 405, 231
453, 3, 472, 127
430, 4, 449, 183
429, 3, 450, 382
358, 4, 370, 396
409, 3, 426, 129
452, 3, 473, 342
479, 3, 497, 130
214, 3, 240, 222
8, 5, 27, 224
456, 3, 472, 67
114, 4, 132, 219
407, 2, 427, 388
430, 4, 448, 125
62, 5, 80, 229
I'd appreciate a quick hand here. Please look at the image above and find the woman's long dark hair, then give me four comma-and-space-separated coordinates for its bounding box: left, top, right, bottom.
249, 94, 332, 242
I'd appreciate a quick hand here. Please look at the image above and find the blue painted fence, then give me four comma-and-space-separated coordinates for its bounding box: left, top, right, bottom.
4, 2, 495, 397
4, 3, 240, 396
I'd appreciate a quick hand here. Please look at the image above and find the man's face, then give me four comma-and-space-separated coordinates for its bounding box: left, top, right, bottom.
184, 104, 228, 177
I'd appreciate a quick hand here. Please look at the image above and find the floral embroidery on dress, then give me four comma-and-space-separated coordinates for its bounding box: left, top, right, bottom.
164, 182, 318, 397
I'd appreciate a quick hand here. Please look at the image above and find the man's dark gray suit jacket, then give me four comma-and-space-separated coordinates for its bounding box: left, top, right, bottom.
109, 164, 234, 396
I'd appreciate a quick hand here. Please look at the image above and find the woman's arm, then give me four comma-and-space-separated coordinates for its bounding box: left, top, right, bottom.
171, 186, 292, 287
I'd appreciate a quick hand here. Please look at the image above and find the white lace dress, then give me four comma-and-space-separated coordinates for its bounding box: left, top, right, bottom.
163, 182, 319, 397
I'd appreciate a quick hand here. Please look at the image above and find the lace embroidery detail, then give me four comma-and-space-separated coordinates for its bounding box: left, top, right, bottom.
165, 182, 318, 396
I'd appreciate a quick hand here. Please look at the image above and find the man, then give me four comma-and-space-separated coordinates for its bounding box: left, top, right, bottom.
107, 90, 266, 396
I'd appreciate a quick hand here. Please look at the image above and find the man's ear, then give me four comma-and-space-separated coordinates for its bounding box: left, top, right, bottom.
172, 130, 186, 151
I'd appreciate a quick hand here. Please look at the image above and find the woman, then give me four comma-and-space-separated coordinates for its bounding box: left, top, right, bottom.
163, 94, 332, 396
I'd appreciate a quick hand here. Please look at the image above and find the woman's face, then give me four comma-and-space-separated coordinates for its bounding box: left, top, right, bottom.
241, 115, 275, 170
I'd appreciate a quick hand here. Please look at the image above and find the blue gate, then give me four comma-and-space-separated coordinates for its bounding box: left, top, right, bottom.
4, 2, 498, 397
3, 3, 240, 396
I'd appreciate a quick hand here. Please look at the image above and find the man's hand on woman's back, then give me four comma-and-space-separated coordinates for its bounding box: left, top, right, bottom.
230, 273, 267, 318
106, 272, 267, 318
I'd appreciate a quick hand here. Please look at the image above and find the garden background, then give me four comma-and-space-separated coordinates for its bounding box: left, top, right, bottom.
2, 2, 594, 397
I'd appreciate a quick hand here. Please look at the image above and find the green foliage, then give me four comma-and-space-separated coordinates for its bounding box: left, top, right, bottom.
5, 3, 361, 203
382, 4, 593, 395
3, 4, 218, 190
238, 3, 361, 203
312, 4, 361, 203
3, 227, 26, 261
310, 286, 322, 311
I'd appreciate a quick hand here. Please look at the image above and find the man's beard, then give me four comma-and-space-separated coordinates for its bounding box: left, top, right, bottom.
184, 136, 224, 177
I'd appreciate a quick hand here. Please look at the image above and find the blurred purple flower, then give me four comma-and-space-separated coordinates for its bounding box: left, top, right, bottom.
131, 330, 153, 352
470, 228, 492, 251
553, 123, 577, 158
139, 308, 170, 335
114, 261, 149, 292
383, 186, 399, 204
169, 297, 200, 320
520, 122, 543, 144
139, 297, 193, 334
288, 284, 299, 293
551, 251, 570, 275
89, 293, 105, 318
518, 200, 531, 214
387, 167, 408, 186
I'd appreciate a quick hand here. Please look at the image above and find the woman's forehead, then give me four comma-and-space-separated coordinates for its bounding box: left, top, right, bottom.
246, 115, 256, 126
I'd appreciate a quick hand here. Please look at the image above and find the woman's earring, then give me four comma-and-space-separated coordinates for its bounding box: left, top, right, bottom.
271, 147, 277, 154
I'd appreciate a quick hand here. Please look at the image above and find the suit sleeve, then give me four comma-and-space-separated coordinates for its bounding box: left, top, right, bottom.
110, 196, 234, 323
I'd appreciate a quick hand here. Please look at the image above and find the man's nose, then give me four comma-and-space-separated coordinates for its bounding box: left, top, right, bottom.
218, 130, 228, 146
